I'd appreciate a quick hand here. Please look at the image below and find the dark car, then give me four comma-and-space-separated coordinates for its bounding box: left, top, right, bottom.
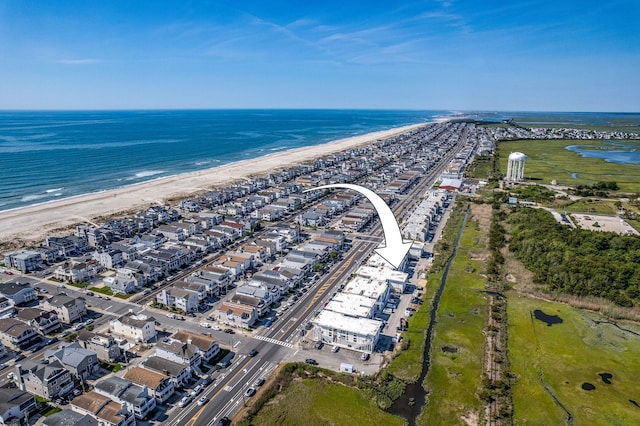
223, 328, 234, 334
305, 358, 318, 365
264, 320, 272, 328
248, 348, 258, 357
215, 417, 231, 426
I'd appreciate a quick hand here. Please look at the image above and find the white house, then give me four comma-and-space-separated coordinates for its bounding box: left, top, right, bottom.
110, 312, 156, 343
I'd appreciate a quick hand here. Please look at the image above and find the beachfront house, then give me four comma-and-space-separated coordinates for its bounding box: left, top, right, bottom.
3, 250, 41, 272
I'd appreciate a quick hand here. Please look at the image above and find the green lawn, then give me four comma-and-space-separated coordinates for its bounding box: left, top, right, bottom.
250, 379, 406, 426
498, 139, 640, 192
508, 294, 640, 426
89, 286, 113, 296
418, 217, 488, 425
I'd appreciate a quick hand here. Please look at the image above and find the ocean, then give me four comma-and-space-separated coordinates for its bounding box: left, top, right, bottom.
0, 110, 446, 212
1, 109, 639, 212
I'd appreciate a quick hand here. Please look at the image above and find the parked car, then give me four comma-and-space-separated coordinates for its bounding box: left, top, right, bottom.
305, 359, 318, 365
264, 320, 272, 328
216, 360, 230, 369
192, 385, 203, 395
85, 319, 94, 325
178, 396, 192, 408
0, 363, 7, 370
361, 352, 370, 361
86, 291, 94, 296
244, 387, 256, 397
223, 328, 234, 334
253, 377, 265, 387
331, 345, 339, 353
200, 322, 211, 328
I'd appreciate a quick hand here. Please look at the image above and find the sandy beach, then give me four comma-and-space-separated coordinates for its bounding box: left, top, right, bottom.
0, 123, 426, 248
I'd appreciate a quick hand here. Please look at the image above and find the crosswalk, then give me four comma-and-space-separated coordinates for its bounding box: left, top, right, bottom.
253, 334, 295, 348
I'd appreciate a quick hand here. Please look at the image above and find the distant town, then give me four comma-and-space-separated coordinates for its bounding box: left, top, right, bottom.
0, 120, 637, 426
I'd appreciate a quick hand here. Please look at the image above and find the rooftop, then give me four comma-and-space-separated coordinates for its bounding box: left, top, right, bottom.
324, 293, 377, 318
123, 366, 168, 389
313, 310, 382, 337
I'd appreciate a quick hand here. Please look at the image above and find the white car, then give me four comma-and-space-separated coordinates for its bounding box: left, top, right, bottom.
197, 396, 208, 406
200, 322, 211, 328
178, 396, 192, 408
212, 325, 221, 331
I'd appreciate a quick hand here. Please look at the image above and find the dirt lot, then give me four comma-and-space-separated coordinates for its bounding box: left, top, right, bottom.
571, 213, 639, 235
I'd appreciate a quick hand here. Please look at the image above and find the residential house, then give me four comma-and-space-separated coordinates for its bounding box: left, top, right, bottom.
45, 342, 99, 380
132, 233, 165, 250
216, 301, 258, 328
155, 287, 199, 314
53, 262, 97, 283
229, 294, 268, 318
142, 356, 190, 389
71, 392, 136, 426
109, 312, 156, 343
43, 295, 86, 324
42, 409, 99, 426
94, 376, 156, 420
103, 274, 136, 295
0, 318, 39, 350
171, 330, 220, 364
0, 387, 37, 426
0, 282, 37, 306
155, 339, 201, 369
173, 281, 207, 302
16, 308, 61, 335
156, 224, 187, 241
121, 260, 159, 285
185, 270, 227, 297
92, 250, 124, 269
123, 367, 175, 403
77, 330, 122, 363
15, 359, 74, 400
3, 250, 41, 272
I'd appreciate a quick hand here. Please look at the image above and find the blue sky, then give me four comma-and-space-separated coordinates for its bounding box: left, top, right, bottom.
1, 0, 638, 111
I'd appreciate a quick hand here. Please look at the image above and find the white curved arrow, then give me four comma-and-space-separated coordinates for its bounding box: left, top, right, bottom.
304, 183, 412, 269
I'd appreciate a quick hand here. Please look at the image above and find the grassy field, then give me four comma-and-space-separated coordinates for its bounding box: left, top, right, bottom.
497, 139, 640, 192
561, 198, 621, 215
508, 294, 640, 426
387, 203, 468, 383
418, 211, 488, 425
249, 379, 406, 426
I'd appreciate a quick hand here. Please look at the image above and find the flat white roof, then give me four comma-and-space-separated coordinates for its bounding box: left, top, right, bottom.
342, 275, 388, 300
314, 310, 382, 337
325, 293, 376, 318
358, 257, 408, 284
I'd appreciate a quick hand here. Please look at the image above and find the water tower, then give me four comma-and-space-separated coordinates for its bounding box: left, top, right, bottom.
506, 152, 526, 181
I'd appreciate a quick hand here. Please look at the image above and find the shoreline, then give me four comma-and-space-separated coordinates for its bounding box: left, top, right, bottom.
0, 122, 428, 248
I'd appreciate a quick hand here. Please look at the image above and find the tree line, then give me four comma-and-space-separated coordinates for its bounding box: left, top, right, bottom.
507, 207, 640, 307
